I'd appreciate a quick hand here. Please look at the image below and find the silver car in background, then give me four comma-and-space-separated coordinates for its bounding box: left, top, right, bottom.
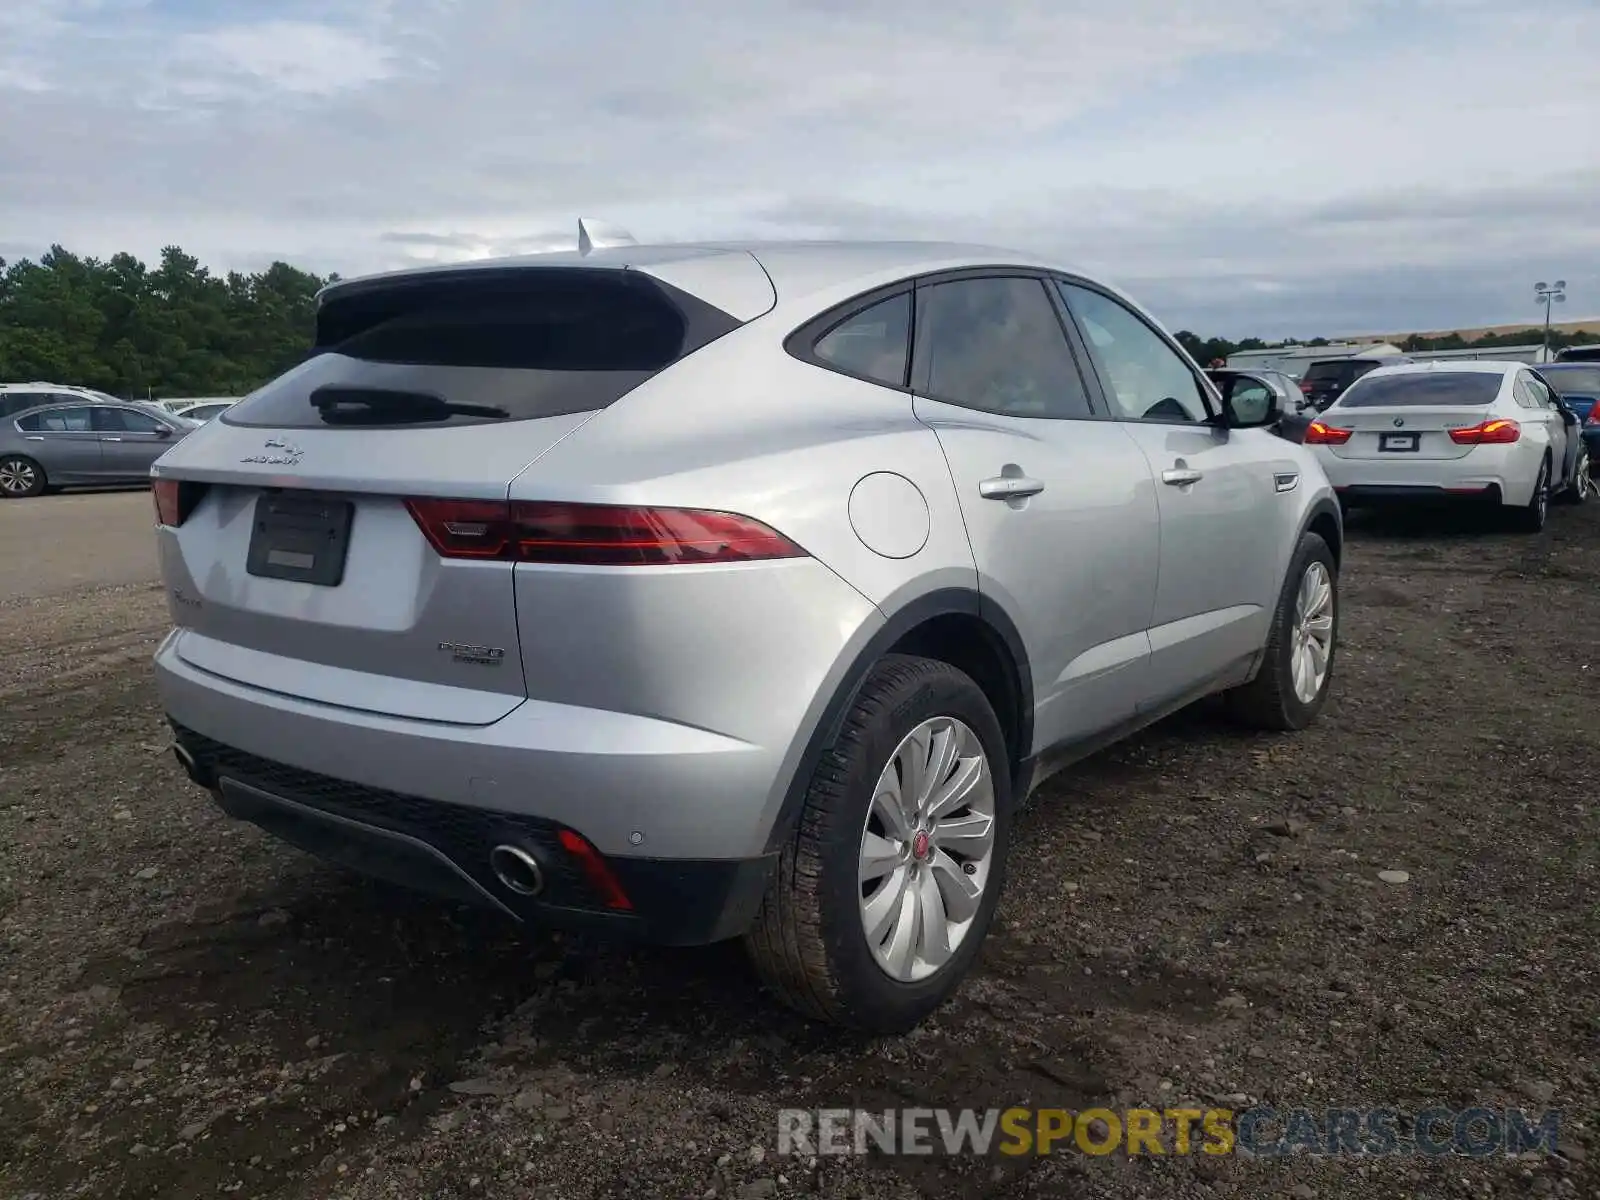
0, 400, 195, 498
153, 240, 1343, 1031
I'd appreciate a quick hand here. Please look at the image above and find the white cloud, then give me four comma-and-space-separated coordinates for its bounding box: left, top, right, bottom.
0, 0, 1596, 335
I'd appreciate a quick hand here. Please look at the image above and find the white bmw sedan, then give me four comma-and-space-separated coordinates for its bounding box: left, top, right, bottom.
1305, 361, 1590, 531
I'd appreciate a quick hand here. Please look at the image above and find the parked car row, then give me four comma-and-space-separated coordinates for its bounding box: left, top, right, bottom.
0, 391, 201, 497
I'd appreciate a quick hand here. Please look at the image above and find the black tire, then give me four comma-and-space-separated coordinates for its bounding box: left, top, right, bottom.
1511, 458, 1550, 532
0, 455, 46, 499
744, 654, 1012, 1033
1226, 531, 1338, 732
1559, 443, 1591, 505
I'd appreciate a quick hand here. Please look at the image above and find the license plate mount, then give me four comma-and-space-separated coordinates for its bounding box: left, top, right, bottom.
1379, 432, 1420, 453
245, 493, 353, 586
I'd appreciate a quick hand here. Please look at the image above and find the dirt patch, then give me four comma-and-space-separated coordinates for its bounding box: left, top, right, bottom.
1, 503, 1597, 1198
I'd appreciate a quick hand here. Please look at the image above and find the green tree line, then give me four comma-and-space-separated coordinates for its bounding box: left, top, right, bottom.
0, 245, 328, 399
0, 245, 1592, 398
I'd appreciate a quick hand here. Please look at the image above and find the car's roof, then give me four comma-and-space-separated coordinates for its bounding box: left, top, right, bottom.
321, 239, 1071, 306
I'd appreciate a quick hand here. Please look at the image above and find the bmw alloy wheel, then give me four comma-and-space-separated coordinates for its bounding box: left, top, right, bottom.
1291, 561, 1335, 705
858, 716, 996, 983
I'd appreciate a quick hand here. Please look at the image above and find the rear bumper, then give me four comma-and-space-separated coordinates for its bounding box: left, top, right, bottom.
171, 721, 775, 945
1336, 483, 1503, 506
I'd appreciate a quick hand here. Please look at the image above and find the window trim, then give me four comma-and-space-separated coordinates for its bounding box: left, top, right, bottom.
783, 281, 916, 392
905, 268, 1104, 422
1050, 274, 1221, 426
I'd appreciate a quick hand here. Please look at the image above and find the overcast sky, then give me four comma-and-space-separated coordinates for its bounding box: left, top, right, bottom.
2, 0, 1597, 339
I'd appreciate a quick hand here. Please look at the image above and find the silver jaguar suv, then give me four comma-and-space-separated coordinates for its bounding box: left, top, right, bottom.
152, 239, 1342, 1032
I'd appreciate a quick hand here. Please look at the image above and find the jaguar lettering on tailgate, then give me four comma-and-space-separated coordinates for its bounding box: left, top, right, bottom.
241, 438, 304, 466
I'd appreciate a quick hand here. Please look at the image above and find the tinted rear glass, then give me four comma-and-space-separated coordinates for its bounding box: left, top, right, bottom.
1304, 360, 1381, 386
224, 268, 739, 429
1543, 366, 1600, 396
1336, 372, 1503, 408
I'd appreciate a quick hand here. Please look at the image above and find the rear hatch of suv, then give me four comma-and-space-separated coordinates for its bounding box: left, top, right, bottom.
152, 255, 772, 724
1302, 358, 1386, 409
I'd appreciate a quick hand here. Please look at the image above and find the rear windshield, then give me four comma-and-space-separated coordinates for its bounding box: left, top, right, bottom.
1543, 366, 1600, 396
223, 268, 740, 429
1301, 360, 1379, 386
1335, 371, 1503, 408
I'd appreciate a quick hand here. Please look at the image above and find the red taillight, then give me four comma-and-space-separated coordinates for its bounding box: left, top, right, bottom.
153, 478, 205, 526
403, 498, 516, 559
1448, 418, 1520, 445
1585, 409, 1599, 427
1300, 381, 1314, 395
404, 499, 807, 565
557, 830, 633, 911
1305, 420, 1353, 445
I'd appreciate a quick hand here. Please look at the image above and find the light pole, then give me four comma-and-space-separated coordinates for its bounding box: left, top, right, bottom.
1535, 280, 1566, 362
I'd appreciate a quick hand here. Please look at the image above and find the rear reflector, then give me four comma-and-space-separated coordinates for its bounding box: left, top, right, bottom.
557, 830, 633, 910
404, 498, 807, 565
1305, 420, 1352, 445
153, 478, 206, 527
1448, 418, 1520, 445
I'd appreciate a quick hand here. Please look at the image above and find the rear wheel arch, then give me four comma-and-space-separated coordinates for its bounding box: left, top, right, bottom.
762, 588, 1032, 854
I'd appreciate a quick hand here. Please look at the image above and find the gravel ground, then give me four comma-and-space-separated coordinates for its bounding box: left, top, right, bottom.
1, 501, 1597, 1200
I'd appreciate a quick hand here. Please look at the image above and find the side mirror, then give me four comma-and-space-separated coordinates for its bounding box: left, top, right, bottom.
1219, 377, 1281, 428
153, 426, 173, 439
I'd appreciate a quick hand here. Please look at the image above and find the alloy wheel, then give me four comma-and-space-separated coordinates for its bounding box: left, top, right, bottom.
1290, 561, 1335, 705
858, 716, 996, 983
0, 460, 37, 496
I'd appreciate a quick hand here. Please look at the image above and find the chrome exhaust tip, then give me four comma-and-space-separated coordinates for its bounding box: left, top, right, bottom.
172, 741, 198, 776
489, 844, 545, 897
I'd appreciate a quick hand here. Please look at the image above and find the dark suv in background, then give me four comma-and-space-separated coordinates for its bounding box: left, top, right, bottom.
1299, 356, 1412, 411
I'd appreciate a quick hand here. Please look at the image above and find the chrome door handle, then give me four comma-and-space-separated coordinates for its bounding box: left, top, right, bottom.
979, 475, 1045, 500
100, 436, 123, 442
1162, 467, 1203, 486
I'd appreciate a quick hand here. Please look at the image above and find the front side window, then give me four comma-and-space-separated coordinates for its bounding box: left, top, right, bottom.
1055, 282, 1209, 423
94, 407, 169, 434
812, 293, 911, 388
17, 407, 95, 432
916, 276, 1092, 419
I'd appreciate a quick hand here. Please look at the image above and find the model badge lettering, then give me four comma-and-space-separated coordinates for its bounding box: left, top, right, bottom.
438, 641, 506, 665
241, 438, 304, 466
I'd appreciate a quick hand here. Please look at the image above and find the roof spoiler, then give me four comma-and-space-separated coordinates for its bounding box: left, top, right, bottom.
577, 218, 637, 256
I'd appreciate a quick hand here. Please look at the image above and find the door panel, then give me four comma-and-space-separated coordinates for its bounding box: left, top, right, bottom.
1054, 280, 1286, 701
909, 274, 1160, 753
93, 407, 178, 479
16, 407, 102, 480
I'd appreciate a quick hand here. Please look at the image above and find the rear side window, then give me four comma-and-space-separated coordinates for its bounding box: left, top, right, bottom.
812, 293, 911, 388
1336, 372, 1504, 408
2, 393, 53, 418
918, 277, 1093, 419
17, 407, 94, 432
225, 268, 741, 429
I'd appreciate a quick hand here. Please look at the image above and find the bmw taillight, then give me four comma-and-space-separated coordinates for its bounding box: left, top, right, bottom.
403, 498, 807, 565
1585, 408, 1600, 427
1305, 420, 1353, 445
1448, 418, 1521, 445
